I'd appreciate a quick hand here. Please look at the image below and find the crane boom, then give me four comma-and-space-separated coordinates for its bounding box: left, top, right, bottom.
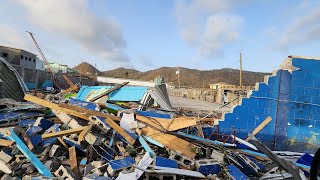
26, 31, 60, 89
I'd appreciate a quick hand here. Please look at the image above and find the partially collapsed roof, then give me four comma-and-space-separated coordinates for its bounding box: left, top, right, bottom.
0, 57, 28, 101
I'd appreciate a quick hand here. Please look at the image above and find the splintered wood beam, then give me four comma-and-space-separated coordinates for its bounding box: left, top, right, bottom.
245, 116, 272, 142
0, 139, 14, 147
42, 127, 86, 139
69, 146, 81, 180
24, 95, 90, 121
24, 95, 135, 145
52, 129, 69, 149
89, 82, 129, 102
59, 103, 121, 121
105, 117, 135, 145
135, 115, 197, 132
59, 104, 135, 145
141, 127, 198, 158
63, 75, 76, 87
78, 125, 92, 142
17, 127, 34, 150
63, 75, 78, 94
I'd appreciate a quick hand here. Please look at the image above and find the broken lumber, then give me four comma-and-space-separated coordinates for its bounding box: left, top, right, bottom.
6, 129, 53, 177
136, 115, 197, 132
58, 104, 134, 145
24, 95, 90, 121
52, 129, 69, 149
69, 146, 81, 180
89, 82, 129, 102
42, 127, 87, 139
141, 127, 198, 158
78, 124, 92, 142
62, 75, 78, 94
245, 116, 272, 142
0, 139, 14, 147
24, 95, 135, 145
17, 127, 34, 150
59, 103, 121, 121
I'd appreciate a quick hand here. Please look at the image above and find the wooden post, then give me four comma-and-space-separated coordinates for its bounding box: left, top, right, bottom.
245, 116, 272, 142
42, 127, 86, 139
69, 146, 81, 180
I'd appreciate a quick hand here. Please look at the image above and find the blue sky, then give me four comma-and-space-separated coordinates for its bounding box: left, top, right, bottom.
1, 0, 320, 72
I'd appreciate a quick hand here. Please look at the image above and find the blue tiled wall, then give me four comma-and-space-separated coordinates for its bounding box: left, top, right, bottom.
219, 57, 320, 153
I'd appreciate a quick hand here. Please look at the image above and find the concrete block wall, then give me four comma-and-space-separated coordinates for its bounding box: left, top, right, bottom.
218, 57, 320, 153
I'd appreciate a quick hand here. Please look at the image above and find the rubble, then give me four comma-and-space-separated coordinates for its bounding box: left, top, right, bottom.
0, 56, 319, 179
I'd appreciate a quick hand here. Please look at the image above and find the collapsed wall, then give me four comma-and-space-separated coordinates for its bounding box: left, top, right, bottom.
218, 56, 320, 153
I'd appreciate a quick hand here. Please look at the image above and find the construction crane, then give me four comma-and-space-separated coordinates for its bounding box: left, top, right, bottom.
26, 31, 60, 89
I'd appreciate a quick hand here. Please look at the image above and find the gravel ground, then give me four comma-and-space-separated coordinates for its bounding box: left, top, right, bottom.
169, 96, 231, 113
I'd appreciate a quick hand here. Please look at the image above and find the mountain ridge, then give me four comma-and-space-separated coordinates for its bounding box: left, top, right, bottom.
73, 62, 270, 88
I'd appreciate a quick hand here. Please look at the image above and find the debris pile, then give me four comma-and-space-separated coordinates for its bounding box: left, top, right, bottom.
0, 72, 317, 179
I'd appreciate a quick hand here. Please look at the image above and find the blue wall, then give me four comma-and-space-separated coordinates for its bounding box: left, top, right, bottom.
219, 57, 320, 153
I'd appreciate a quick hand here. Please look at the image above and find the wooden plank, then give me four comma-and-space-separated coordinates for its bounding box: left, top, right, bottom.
17, 127, 34, 150
0, 139, 14, 147
58, 104, 135, 145
42, 127, 86, 139
105, 117, 135, 145
52, 129, 69, 149
89, 82, 129, 102
24, 95, 135, 145
136, 115, 197, 132
24, 95, 90, 121
78, 125, 92, 142
62, 75, 78, 94
7, 129, 53, 177
59, 103, 120, 121
245, 116, 272, 141
69, 146, 81, 180
141, 127, 198, 158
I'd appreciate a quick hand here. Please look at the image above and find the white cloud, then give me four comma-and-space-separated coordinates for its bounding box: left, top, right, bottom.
276, 2, 320, 48
175, 0, 243, 57
15, 0, 129, 62
0, 24, 30, 50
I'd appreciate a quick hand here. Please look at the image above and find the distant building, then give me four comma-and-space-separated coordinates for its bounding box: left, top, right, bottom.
36, 58, 46, 71
47, 62, 77, 73
0, 46, 37, 84
209, 82, 235, 89
0, 45, 95, 89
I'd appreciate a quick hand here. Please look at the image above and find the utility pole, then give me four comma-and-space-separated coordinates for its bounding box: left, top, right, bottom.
240, 52, 243, 88
176, 67, 180, 89
95, 63, 98, 79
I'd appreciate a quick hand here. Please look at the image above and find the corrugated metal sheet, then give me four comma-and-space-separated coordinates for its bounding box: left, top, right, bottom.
0, 57, 28, 101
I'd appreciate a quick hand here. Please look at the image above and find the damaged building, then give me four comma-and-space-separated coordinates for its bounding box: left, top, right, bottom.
219, 55, 320, 153
0, 57, 28, 101
0, 55, 318, 179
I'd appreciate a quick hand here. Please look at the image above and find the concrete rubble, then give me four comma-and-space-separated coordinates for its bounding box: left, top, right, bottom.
0, 56, 319, 179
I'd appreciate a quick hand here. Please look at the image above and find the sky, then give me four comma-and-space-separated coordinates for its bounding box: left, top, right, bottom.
1, 0, 320, 73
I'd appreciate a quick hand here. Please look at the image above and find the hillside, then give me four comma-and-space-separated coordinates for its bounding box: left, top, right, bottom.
73, 62, 101, 78
73, 62, 270, 88
138, 67, 269, 87
102, 67, 142, 79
